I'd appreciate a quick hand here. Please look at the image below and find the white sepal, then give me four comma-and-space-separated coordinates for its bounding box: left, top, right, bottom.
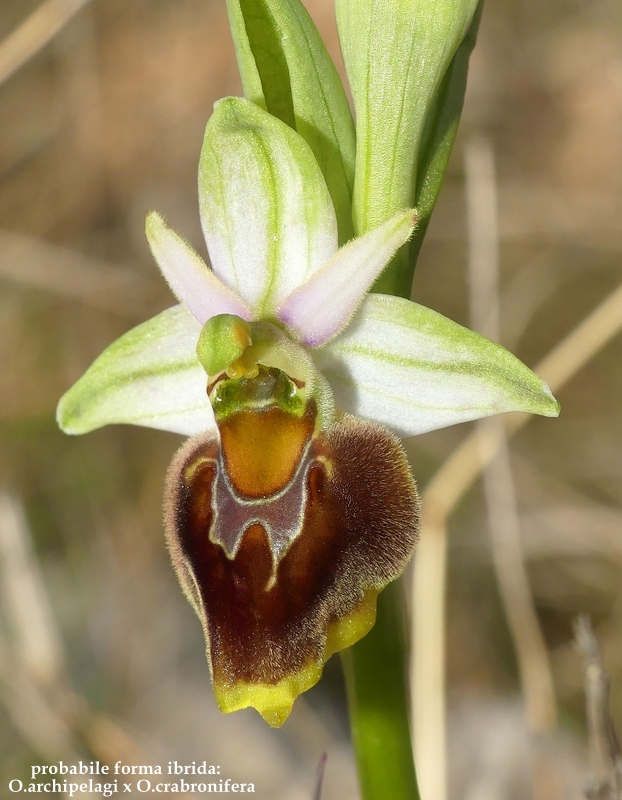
57, 305, 215, 437
315, 294, 559, 437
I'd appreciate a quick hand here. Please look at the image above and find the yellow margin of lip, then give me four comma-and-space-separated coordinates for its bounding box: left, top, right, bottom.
212, 588, 379, 727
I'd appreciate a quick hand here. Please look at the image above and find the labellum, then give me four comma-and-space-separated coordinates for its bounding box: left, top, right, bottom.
164, 318, 419, 726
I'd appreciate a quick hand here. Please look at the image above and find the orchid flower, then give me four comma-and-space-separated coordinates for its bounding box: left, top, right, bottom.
57, 97, 558, 727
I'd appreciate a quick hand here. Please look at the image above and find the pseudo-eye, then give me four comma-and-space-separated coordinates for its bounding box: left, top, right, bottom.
164, 319, 419, 728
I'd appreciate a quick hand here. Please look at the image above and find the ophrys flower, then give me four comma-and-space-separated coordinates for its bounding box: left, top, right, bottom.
58, 97, 558, 726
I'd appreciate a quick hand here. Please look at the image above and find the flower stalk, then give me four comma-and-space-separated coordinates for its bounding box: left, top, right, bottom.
342, 581, 420, 800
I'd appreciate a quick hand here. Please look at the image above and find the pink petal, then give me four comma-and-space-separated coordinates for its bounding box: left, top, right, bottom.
146, 211, 252, 324
277, 210, 417, 347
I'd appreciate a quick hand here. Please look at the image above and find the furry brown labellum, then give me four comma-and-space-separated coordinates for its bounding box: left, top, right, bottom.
164, 365, 419, 726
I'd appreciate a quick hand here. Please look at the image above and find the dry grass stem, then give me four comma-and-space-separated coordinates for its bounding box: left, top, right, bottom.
411, 511, 448, 800
0, 230, 158, 316
0, 491, 65, 686
575, 616, 622, 800
478, 418, 558, 735
0, 0, 92, 87
465, 136, 500, 342
466, 137, 557, 735
0, 642, 78, 765
411, 276, 622, 799
0, 491, 197, 797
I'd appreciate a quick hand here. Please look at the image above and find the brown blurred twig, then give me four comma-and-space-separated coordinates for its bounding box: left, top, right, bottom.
311, 753, 328, 800
0, 229, 159, 317
0, 0, 91, 86
0, 491, 94, 792
0, 492, 66, 687
575, 616, 622, 800
466, 136, 557, 736
467, 137, 560, 800
0, 490, 197, 798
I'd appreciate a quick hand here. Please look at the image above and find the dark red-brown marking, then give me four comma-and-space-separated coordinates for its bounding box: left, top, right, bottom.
164, 410, 419, 689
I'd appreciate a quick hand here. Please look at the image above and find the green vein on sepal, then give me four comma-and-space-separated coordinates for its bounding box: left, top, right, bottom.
315, 294, 559, 438
199, 98, 337, 318
57, 306, 213, 437
225, 0, 355, 244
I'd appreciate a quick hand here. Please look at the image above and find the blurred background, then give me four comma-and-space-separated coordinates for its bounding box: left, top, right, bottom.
1, 0, 621, 797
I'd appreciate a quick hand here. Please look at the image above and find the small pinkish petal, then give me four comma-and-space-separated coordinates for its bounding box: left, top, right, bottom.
277, 210, 417, 347
146, 211, 252, 324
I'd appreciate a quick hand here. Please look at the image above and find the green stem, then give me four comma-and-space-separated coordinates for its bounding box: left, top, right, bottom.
341, 580, 420, 800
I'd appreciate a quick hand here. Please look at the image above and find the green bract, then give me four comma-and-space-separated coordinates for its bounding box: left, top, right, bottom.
336, 0, 481, 294
337, 0, 478, 223
410, 3, 484, 273
58, 97, 559, 441
225, 0, 355, 244
224, 0, 483, 296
